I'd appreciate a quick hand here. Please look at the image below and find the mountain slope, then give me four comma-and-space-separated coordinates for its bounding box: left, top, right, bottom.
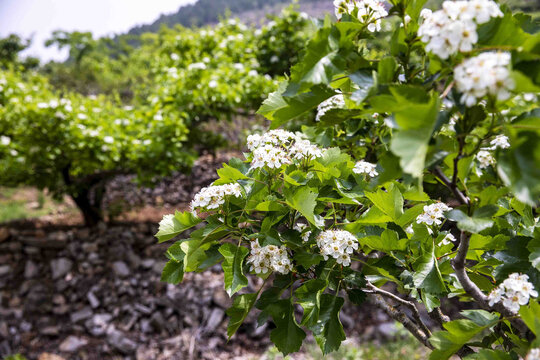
127, 0, 327, 35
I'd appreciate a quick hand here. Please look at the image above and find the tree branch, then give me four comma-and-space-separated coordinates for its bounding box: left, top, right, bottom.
366, 282, 431, 338
371, 294, 434, 349
452, 231, 529, 335
429, 307, 450, 328
432, 167, 470, 206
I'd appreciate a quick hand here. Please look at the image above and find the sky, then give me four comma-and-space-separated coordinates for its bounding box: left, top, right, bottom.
0, 0, 198, 62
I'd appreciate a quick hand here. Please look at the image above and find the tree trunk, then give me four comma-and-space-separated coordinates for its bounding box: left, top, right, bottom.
62, 165, 105, 227
70, 189, 102, 227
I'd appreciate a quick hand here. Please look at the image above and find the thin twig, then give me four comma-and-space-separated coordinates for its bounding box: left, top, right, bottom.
432, 167, 470, 206
371, 294, 434, 349
429, 307, 450, 328
366, 282, 432, 338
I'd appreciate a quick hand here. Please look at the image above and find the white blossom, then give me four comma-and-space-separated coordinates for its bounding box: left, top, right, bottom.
416, 203, 452, 226
103, 136, 114, 144
316, 94, 346, 122
488, 273, 538, 313
289, 139, 324, 160
190, 183, 243, 212
0, 136, 11, 146
334, 0, 388, 32
247, 242, 292, 274
454, 52, 513, 107
476, 149, 495, 169
294, 223, 312, 242
353, 160, 378, 178
489, 135, 510, 150
527, 348, 540, 360
418, 0, 502, 59
316, 230, 359, 266
188, 62, 207, 71
439, 233, 456, 246
247, 130, 323, 169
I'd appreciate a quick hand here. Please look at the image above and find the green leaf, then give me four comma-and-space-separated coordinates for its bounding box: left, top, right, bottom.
257, 81, 335, 127
413, 249, 447, 294
374, 87, 440, 179
364, 184, 403, 221
288, 24, 347, 88
447, 209, 494, 233
347, 289, 367, 305
295, 279, 327, 327
359, 229, 408, 252
219, 243, 249, 296
155, 211, 202, 243
313, 294, 346, 355
294, 250, 324, 269
226, 293, 257, 339
214, 163, 248, 185
377, 57, 397, 84
519, 301, 540, 336
161, 260, 184, 284
498, 130, 540, 206
285, 186, 323, 228
429, 318, 498, 360
181, 238, 211, 272
266, 299, 307, 355
464, 349, 513, 360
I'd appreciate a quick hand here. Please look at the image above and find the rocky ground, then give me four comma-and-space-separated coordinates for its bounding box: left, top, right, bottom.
0, 222, 401, 360
0, 152, 407, 360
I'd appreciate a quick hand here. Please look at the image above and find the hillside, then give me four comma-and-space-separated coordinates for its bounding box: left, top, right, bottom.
127, 0, 329, 35
127, 0, 538, 36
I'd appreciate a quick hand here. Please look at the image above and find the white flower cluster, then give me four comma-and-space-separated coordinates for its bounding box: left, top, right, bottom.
316, 230, 359, 266
439, 233, 456, 246
294, 223, 312, 242
353, 160, 378, 178
474, 134, 510, 169
190, 183, 242, 212
416, 203, 452, 226
247, 130, 324, 169
454, 52, 514, 107
489, 134, 511, 150
418, 0, 502, 59
247, 242, 292, 274
0, 136, 11, 146
488, 273, 538, 313
315, 94, 345, 122
334, 0, 388, 32
476, 149, 496, 169
527, 349, 540, 360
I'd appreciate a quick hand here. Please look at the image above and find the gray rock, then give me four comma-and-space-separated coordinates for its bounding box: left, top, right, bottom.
85, 313, 112, 336
0, 265, 10, 277
106, 326, 137, 354
150, 312, 167, 333
70, 307, 93, 323
50, 258, 73, 280
204, 308, 224, 332
112, 261, 130, 277
141, 259, 155, 269
87, 292, 100, 309
24, 260, 39, 279
40, 325, 61, 336
212, 288, 232, 309
59, 335, 88, 352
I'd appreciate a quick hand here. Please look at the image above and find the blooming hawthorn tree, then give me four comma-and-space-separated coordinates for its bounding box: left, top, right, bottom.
157, 0, 540, 358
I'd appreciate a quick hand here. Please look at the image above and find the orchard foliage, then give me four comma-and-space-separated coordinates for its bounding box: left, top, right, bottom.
157, 0, 540, 358
0, 8, 312, 225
